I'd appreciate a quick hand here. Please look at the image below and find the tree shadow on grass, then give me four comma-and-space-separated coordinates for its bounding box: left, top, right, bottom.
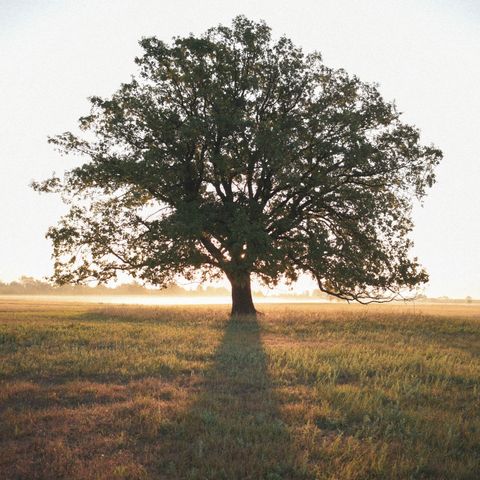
1, 309, 314, 479
157, 315, 312, 480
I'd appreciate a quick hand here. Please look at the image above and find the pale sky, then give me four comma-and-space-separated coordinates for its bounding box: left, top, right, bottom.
0, 0, 479, 297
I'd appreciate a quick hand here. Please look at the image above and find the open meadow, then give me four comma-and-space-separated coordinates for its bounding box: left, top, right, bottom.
0, 299, 479, 479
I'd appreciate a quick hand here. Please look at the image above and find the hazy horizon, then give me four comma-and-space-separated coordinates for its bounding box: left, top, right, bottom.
1, 0, 479, 297
0, 276, 476, 300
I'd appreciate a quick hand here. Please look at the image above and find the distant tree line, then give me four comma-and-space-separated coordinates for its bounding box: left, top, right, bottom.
0, 276, 328, 298
1, 278, 474, 302
0, 276, 229, 296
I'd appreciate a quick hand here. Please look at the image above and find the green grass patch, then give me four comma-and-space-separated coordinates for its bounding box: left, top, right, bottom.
0, 300, 479, 479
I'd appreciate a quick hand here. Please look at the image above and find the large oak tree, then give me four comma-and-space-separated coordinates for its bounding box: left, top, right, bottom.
35, 16, 441, 315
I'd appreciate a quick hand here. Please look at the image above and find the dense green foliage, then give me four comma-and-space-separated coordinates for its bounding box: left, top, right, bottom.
35, 16, 441, 303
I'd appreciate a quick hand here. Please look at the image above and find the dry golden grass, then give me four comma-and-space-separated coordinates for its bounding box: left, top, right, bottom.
0, 299, 479, 479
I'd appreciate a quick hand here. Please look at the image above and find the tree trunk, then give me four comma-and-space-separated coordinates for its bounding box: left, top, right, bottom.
228, 272, 257, 317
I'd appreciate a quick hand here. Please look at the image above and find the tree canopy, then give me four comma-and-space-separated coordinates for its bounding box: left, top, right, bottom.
34, 16, 442, 315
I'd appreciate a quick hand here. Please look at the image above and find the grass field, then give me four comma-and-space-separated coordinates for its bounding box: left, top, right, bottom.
0, 299, 479, 479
